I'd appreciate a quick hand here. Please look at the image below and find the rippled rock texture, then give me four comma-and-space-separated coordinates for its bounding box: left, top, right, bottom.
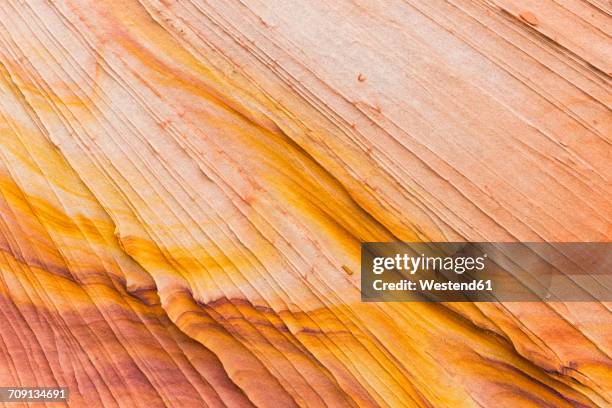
0, 0, 610, 406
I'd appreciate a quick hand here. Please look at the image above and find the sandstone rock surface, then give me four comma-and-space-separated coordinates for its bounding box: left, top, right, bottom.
0, 0, 610, 406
